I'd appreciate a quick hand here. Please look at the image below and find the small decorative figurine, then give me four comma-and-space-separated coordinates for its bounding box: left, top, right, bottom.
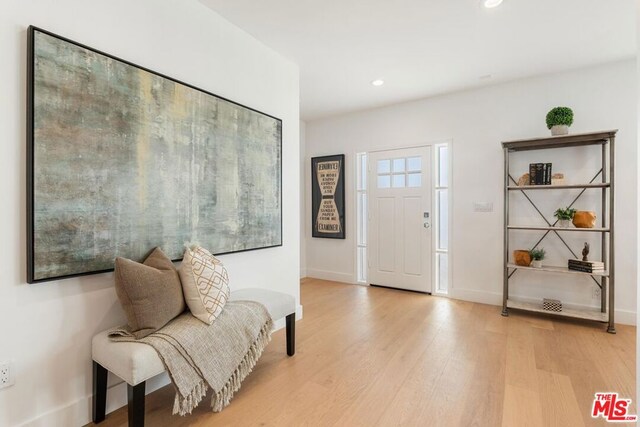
582, 242, 590, 262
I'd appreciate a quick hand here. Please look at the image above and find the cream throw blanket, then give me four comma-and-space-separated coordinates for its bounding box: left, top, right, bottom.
109, 300, 273, 415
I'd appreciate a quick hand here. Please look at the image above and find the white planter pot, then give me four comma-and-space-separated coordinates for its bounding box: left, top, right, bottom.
558, 219, 572, 228
551, 125, 569, 136
531, 260, 543, 268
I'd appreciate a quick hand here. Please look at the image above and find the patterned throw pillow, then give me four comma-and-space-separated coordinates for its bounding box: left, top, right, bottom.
178, 246, 230, 325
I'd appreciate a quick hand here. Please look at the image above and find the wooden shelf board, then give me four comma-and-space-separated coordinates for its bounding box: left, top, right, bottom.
507, 263, 608, 277
502, 130, 617, 151
508, 225, 609, 232
508, 183, 610, 190
506, 299, 608, 322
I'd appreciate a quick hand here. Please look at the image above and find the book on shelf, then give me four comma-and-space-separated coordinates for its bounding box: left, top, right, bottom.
568, 259, 604, 267
528, 162, 552, 185
544, 163, 551, 185
529, 163, 536, 184
568, 265, 604, 273
568, 259, 605, 273
536, 164, 544, 185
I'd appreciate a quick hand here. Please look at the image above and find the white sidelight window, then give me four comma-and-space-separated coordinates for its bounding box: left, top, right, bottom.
434, 143, 450, 294
356, 152, 368, 283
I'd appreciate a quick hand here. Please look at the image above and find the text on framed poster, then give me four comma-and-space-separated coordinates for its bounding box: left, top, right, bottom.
311, 155, 345, 239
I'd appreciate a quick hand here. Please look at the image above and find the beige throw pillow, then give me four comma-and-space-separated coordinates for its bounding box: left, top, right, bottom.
114, 247, 186, 339
179, 246, 230, 325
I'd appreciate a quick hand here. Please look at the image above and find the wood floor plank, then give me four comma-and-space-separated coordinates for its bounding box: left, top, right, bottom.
502, 385, 545, 427
536, 369, 585, 427
88, 279, 636, 427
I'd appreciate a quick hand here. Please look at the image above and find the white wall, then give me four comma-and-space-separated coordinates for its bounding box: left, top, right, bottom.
305, 60, 637, 324
0, 1, 300, 426
636, 0, 640, 409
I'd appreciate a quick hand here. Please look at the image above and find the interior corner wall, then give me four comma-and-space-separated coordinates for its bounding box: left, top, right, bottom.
300, 120, 308, 278
0, 1, 300, 425
304, 60, 637, 324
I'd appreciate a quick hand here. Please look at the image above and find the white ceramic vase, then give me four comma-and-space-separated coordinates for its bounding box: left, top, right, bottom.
531, 260, 543, 268
551, 125, 569, 136
558, 219, 572, 228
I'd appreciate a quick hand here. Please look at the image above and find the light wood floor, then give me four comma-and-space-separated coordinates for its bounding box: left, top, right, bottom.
92, 278, 636, 426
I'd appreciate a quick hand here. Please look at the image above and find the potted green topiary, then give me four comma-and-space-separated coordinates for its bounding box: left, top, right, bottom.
529, 248, 546, 268
546, 107, 574, 136
554, 207, 576, 227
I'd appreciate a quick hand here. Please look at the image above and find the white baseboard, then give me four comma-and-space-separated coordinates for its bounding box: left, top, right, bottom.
21, 374, 170, 427
305, 268, 355, 284
451, 288, 636, 326
450, 288, 502, 306
300, 268, 307, 278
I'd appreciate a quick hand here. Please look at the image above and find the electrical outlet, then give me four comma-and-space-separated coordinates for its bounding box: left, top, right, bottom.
593, 287, 601, 300
0, 361, 14, 389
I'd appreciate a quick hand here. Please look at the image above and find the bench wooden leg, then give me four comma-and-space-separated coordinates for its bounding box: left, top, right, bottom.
127, 382, 146, 427
286, 313, 295, 356
92, 361, 108, 423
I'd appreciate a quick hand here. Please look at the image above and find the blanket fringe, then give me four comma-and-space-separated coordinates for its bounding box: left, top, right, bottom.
171, 318, 273, 416
173, 379, 209, 416
211, 319, 273, 412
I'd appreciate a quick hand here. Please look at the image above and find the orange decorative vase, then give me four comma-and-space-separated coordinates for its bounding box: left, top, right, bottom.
513, 250, 532, 267
572, 211, 597, 228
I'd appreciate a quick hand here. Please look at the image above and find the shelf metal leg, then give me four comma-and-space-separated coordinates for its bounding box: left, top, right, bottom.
502, 147, 509, 317
607, 136, 616, 334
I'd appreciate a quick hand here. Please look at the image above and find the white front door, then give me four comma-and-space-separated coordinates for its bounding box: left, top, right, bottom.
367, 146, 433, 293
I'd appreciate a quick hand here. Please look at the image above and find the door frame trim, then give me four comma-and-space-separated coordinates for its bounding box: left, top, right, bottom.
358, 140, 453, 294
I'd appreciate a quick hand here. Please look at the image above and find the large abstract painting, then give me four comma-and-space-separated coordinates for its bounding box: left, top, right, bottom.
27, 27, 282, 283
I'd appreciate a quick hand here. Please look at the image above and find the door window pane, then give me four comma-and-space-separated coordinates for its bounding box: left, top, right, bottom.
407, 173, 422, 187
392, 158, 405, 173
357, 193, 364, 245
437, 253, 448, 292
357, 193, 368, 246
357, 154, 364, 190
437, 189, 448, 250
438, 146, 448, 187
358, 247, 367, 283
377, 175, 391, 188
407, 156, 421, 172
392, 174, 405, 188
362, 194, 367, 245
360, 154, 367, 189
377, 159, 391, 174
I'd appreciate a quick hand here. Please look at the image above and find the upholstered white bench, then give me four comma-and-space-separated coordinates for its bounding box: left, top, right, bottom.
92, 288, 296, 426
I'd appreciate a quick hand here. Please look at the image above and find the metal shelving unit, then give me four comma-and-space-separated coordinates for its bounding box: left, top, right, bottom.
501, 130, 617, 333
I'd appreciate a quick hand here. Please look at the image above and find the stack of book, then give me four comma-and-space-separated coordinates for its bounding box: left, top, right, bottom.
568, 259, 605, 273
528, 163, 552, 185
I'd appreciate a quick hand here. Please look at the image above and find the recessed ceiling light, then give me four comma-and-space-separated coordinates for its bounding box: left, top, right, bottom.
483, 0, 503, 8
371, 79, 384, 87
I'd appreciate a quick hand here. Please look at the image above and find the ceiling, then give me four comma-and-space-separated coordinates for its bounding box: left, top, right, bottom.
200, 0, 635, 121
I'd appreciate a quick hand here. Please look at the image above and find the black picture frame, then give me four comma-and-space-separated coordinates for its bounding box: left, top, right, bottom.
27, 26, 283, 283
311, 154, 345, 239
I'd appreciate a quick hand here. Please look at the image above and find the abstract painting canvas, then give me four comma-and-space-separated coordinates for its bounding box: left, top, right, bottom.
27, 27, 282, 283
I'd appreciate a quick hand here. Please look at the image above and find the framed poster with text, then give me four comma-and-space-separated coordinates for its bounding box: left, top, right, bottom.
311, 154, 345, 239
